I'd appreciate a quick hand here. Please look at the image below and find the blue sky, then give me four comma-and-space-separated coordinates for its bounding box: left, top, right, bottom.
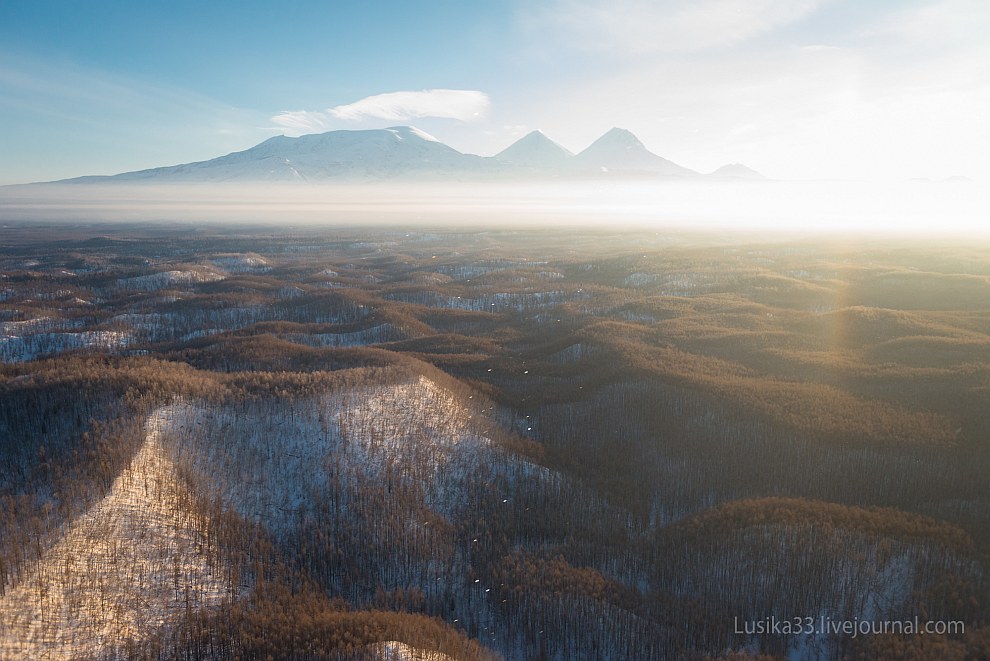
1, 0, 988, 184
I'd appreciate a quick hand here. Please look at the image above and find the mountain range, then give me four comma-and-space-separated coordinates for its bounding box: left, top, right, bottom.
56, 126, 765, 184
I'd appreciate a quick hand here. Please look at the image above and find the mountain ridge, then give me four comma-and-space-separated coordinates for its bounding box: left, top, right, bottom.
49, 126, 763, 184
494, 130, 574, 170
574, 127, 698, 177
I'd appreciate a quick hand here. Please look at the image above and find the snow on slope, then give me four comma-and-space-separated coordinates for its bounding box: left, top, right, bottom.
52, 126, 740, 183
211, 253, 271, 272
1, 330, 131, 363
495, 130, 574, 169
338, 376, 495, 487
575, 127, 698, 177
161, 374, 551, 545
0, 315, 137, 363
0, 378, 546, 658
170, 375, 494, 535
339, 376, 474, 453
93, 126, 491, 183
0, 405, 231, 660
116, 269, 225, 292
377, 640, 455, 660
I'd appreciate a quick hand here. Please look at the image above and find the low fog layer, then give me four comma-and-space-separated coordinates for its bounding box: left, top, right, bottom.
0, 180, 986, 236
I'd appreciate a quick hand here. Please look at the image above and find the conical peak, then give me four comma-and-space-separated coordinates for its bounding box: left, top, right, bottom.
596, 127, 645, 147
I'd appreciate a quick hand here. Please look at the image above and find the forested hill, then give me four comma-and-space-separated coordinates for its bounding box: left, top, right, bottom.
1, 225, 988, 659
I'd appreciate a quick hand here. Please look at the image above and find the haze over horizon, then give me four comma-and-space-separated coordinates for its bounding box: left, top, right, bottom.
4, 6, 990, 659
2, 0, 989, 186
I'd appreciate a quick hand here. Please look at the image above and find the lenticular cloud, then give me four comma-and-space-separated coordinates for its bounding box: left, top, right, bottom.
329, 89, 490, 122
271, 89, 489, 134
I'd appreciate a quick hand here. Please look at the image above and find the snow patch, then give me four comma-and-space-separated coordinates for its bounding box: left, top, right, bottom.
211, 254, 271, 272
376, 640, 455, 660
116, 270, 225, 291
1, 330, 131, 363
0, 406, 232, 660
623, 272, 660, 287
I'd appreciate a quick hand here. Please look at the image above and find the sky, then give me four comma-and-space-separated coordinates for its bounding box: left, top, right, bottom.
1, 0, 988, 185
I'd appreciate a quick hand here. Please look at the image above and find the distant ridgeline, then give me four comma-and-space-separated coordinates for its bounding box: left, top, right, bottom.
53, 126, 764, 184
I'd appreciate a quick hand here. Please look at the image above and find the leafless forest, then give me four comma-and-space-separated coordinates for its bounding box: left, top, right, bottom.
1, 224, 988, 660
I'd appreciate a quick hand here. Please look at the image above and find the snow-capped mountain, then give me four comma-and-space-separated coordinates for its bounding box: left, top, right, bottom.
494, 130, 574, 169
52, 126, 761, 184
574, 127, 698, 177
65, 126, 492, 183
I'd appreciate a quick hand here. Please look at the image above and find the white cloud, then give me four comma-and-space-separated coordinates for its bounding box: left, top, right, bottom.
523, 0, 831, 54
328, 89, 489, 121
271, 89, 490, 136
268, 110, 331, 134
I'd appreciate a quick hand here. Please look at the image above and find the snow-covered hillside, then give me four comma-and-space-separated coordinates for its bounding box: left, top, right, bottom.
0, 329, 131, 362
377, 640, 456, 660
0, 376, 520, 659
0, 406, 232, 660
116, 269, 225, 292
